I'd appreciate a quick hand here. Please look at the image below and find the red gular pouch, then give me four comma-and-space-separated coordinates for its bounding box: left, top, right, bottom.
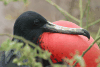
39, 21, 100, 67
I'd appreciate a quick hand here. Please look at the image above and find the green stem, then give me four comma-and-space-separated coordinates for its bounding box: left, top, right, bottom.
95, 27, 100, 40
73, 36, 100, 67
48, 58, 54, 67
61, 12, 70, 21
83, 3, 88, 18
46, 0, 80, 23
84, 19, 100, 28
86, 0, 90, 30
79, 0, 83, 27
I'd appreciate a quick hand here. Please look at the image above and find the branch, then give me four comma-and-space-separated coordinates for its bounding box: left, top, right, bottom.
95, 27, 100, 40
73, 36, 100, 67
79, 0, 83, 27
45, 0, 80, 23
84, 19, 100, 28
0, 34, 38, 49
86, 0, 90, 30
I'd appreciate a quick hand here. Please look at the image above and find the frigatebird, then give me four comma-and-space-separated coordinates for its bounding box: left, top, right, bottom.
0, 11, 90, 67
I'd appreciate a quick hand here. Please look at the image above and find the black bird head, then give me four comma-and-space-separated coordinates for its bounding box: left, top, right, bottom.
13, 11, 90, 44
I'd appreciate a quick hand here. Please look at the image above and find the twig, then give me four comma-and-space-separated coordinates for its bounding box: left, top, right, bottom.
0, 34, 38, 49
84, 19, 100, 28
83, 3, 88, 19
86, 0, 90, 30
79, 0, 83, 27
95, 27, 100, 40
45, 0, 80, 23
73, 36, 100, 67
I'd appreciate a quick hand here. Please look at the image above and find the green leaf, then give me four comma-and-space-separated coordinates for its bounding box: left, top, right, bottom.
23, 0, 27, 3
4, 1, 8, 5
13, 58, 19, 63
35, 62, 42, 67
17, 62, 23, 66
54, 64, 66, 67
13, 0, 18, 1
97, 63, 100, 67
1, 39, 11, 50
40, 50, 51, 60
14, 42, 23, 53
74, 55, 85, 67
22, 44, 32, 56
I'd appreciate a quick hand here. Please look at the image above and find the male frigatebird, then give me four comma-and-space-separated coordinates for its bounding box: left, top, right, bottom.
0, 11, 91, 67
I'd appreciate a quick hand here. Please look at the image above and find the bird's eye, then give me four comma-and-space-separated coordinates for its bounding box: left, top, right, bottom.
34, 19, 40, 25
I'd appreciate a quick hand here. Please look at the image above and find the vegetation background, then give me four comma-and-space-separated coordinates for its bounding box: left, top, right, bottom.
0, 0, 100, 67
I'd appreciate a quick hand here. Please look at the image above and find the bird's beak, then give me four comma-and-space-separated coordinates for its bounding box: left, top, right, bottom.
42, 21, 90, 39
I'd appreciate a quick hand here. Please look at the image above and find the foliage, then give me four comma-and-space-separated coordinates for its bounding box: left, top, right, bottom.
0, 34, 52, 67
0, 0, 28, 5
0, 0, 100, 67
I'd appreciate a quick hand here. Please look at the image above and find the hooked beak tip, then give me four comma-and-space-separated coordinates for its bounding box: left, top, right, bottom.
82, 29, 90, 40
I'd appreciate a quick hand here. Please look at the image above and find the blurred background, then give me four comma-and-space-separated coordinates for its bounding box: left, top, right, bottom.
0, 0, 100, 45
